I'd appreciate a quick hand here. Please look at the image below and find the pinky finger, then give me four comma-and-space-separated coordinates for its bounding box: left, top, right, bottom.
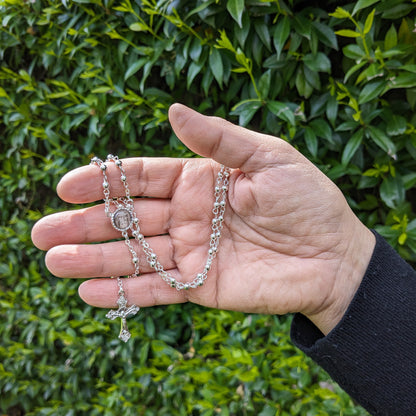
78, 271, 188, 309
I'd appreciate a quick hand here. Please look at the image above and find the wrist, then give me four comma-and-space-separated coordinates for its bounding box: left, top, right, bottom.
306, 217, 376, 335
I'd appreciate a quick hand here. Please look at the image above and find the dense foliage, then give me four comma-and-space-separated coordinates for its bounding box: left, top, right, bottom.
1, 0, 415, 414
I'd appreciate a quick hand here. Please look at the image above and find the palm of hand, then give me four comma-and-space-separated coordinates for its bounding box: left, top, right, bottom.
169, 153, 348, 319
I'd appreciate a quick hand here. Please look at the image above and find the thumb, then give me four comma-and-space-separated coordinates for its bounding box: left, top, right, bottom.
168, 103, 283, 172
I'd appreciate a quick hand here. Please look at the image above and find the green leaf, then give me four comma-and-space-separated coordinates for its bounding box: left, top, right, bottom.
187, 61, 203, 89
294, 15, 312, 41
344, 61, 367, 83
184, 0, 216, 19
273, 16, 291, 59
209, 48, 224, 88
401, 65, 416, 74
352, 0, 380, 16
232, 67, 248, 73
384, 24, 397, 50
216, 30, 235, 53
226, 0, 244, 28
358, 80, 387, 104
343, 44, 366, 61
380, 175, 405, 209
230, 99, 262, 126
342, 129, 364, 165
235, 12, 250, 48
312, 21, 338, 50
92, 86, 112, 93
385, 73, 416, 92
303, 52, 331, 73
366, 125, 397, 156
335, 29, 360, 38
386, 114, 407, 136
309, 119, 332, 141
266, 101, 295, 125
363, 9, 375, 35
398, 233, 407, 245
258, 70, 271, 100
124, 59, 146, 81
330, 7, 351, 19
382, 3, 414, 19
254, 20, 271, 51
326, 94, 338, 126
403, 172, 416, 190
356, 63, 384, 84
304, 127, 318, 157
0, 86, 9, 98
295, 67, 306, 97
129, 22, 148, 32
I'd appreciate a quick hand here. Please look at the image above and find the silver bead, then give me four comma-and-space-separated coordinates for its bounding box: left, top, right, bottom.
115, 159, 122, 166
121, 175, 126, 182
170, 278, 176, 288
103, 181, 109, 188
132, 256, 139, 264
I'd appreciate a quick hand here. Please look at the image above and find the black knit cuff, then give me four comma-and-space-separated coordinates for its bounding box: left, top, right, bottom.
290, 231, 416, 416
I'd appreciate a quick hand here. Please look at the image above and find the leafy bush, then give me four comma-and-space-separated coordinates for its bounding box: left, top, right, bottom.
1, 0, 415, 414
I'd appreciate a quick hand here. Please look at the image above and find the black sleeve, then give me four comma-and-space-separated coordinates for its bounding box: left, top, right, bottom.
290, 231, 416, 416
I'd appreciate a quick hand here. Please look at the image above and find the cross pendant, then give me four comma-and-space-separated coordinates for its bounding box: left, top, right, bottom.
106, 279, 140, 342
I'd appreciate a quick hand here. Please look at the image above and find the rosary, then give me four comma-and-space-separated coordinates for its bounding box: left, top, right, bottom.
91, 155, 230, 342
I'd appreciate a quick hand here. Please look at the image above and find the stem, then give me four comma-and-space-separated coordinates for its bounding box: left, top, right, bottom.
349, 16, 371, 60
248, 71, 262, 100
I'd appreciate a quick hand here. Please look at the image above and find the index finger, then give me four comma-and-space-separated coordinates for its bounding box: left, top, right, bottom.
57, 157, 185, 204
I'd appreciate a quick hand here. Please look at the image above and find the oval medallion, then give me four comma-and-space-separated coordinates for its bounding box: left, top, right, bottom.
111, 207, 133, 232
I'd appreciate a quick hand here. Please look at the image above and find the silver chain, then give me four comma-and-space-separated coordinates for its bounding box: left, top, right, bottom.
90, 154, 230, 291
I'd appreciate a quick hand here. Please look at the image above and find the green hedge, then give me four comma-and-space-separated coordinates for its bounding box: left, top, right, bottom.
1, 0, 415, 414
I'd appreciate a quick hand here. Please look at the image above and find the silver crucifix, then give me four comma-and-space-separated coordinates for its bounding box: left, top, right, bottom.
106, 277, 140, 342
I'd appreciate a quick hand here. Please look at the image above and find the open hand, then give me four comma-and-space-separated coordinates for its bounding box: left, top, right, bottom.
31, 104, 375, 335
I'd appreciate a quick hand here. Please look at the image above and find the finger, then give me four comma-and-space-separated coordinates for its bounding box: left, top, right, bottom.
78, 271, 187, 308
168, 103, 285, 173
31, 198, 170, 250
57, 157, 187, 204
45, 235, 175, 278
